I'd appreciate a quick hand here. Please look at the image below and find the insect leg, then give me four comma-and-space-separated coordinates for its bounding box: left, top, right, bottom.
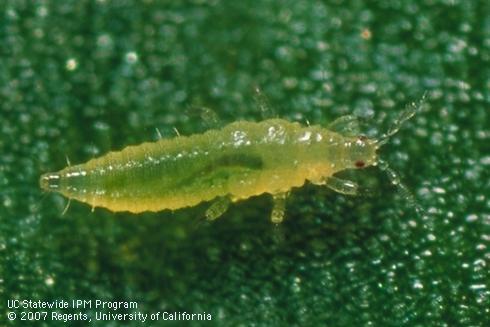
271, 192, 288, 224
187, 106, 222, 130
327, 115, 361, 136
253, 85, 276, 119
205, 196, 231, 220
323, 176, 358, 195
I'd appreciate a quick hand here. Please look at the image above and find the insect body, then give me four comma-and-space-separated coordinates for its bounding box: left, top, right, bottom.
40, 99, 423, 222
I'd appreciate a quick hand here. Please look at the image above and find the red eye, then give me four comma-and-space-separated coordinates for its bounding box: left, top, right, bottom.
355, 160, 365, 168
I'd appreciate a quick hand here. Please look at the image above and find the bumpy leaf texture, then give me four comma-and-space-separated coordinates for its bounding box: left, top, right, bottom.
1, 0, 488, 325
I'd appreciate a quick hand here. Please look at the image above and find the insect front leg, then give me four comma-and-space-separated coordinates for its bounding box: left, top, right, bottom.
315, 176, 359, 195
327, 115, 361, 136
270, 192, 288, 224
205, 196, 231, 220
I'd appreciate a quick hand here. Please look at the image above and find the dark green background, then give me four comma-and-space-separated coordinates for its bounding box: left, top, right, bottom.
1, 0, 488, 326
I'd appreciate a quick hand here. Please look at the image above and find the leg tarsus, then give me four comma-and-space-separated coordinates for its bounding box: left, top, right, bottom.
205, 196, 231, 221
321, 176, 359, 195
271, 192, 287, 224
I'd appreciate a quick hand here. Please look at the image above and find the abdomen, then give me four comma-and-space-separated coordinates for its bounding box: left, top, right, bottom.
46, 119, 339, 213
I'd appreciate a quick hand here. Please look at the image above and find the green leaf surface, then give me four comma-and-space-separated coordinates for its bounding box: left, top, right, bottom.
1, 0, 488, 326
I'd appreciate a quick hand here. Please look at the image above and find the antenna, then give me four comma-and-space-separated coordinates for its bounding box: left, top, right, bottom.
377, 158, 424, 215
377, 92, 428, 147
374, 93, 428, 215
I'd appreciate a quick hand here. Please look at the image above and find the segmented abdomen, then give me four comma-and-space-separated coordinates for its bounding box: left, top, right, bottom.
53, 119, 344, 212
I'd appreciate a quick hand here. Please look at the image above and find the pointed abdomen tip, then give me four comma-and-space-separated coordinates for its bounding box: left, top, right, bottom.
40, 172, 61, 191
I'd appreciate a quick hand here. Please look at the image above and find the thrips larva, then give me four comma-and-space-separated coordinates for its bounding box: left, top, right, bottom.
40, 97, 425, 223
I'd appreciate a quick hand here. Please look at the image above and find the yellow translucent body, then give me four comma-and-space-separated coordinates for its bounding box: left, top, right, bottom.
40, 119, 376, 213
